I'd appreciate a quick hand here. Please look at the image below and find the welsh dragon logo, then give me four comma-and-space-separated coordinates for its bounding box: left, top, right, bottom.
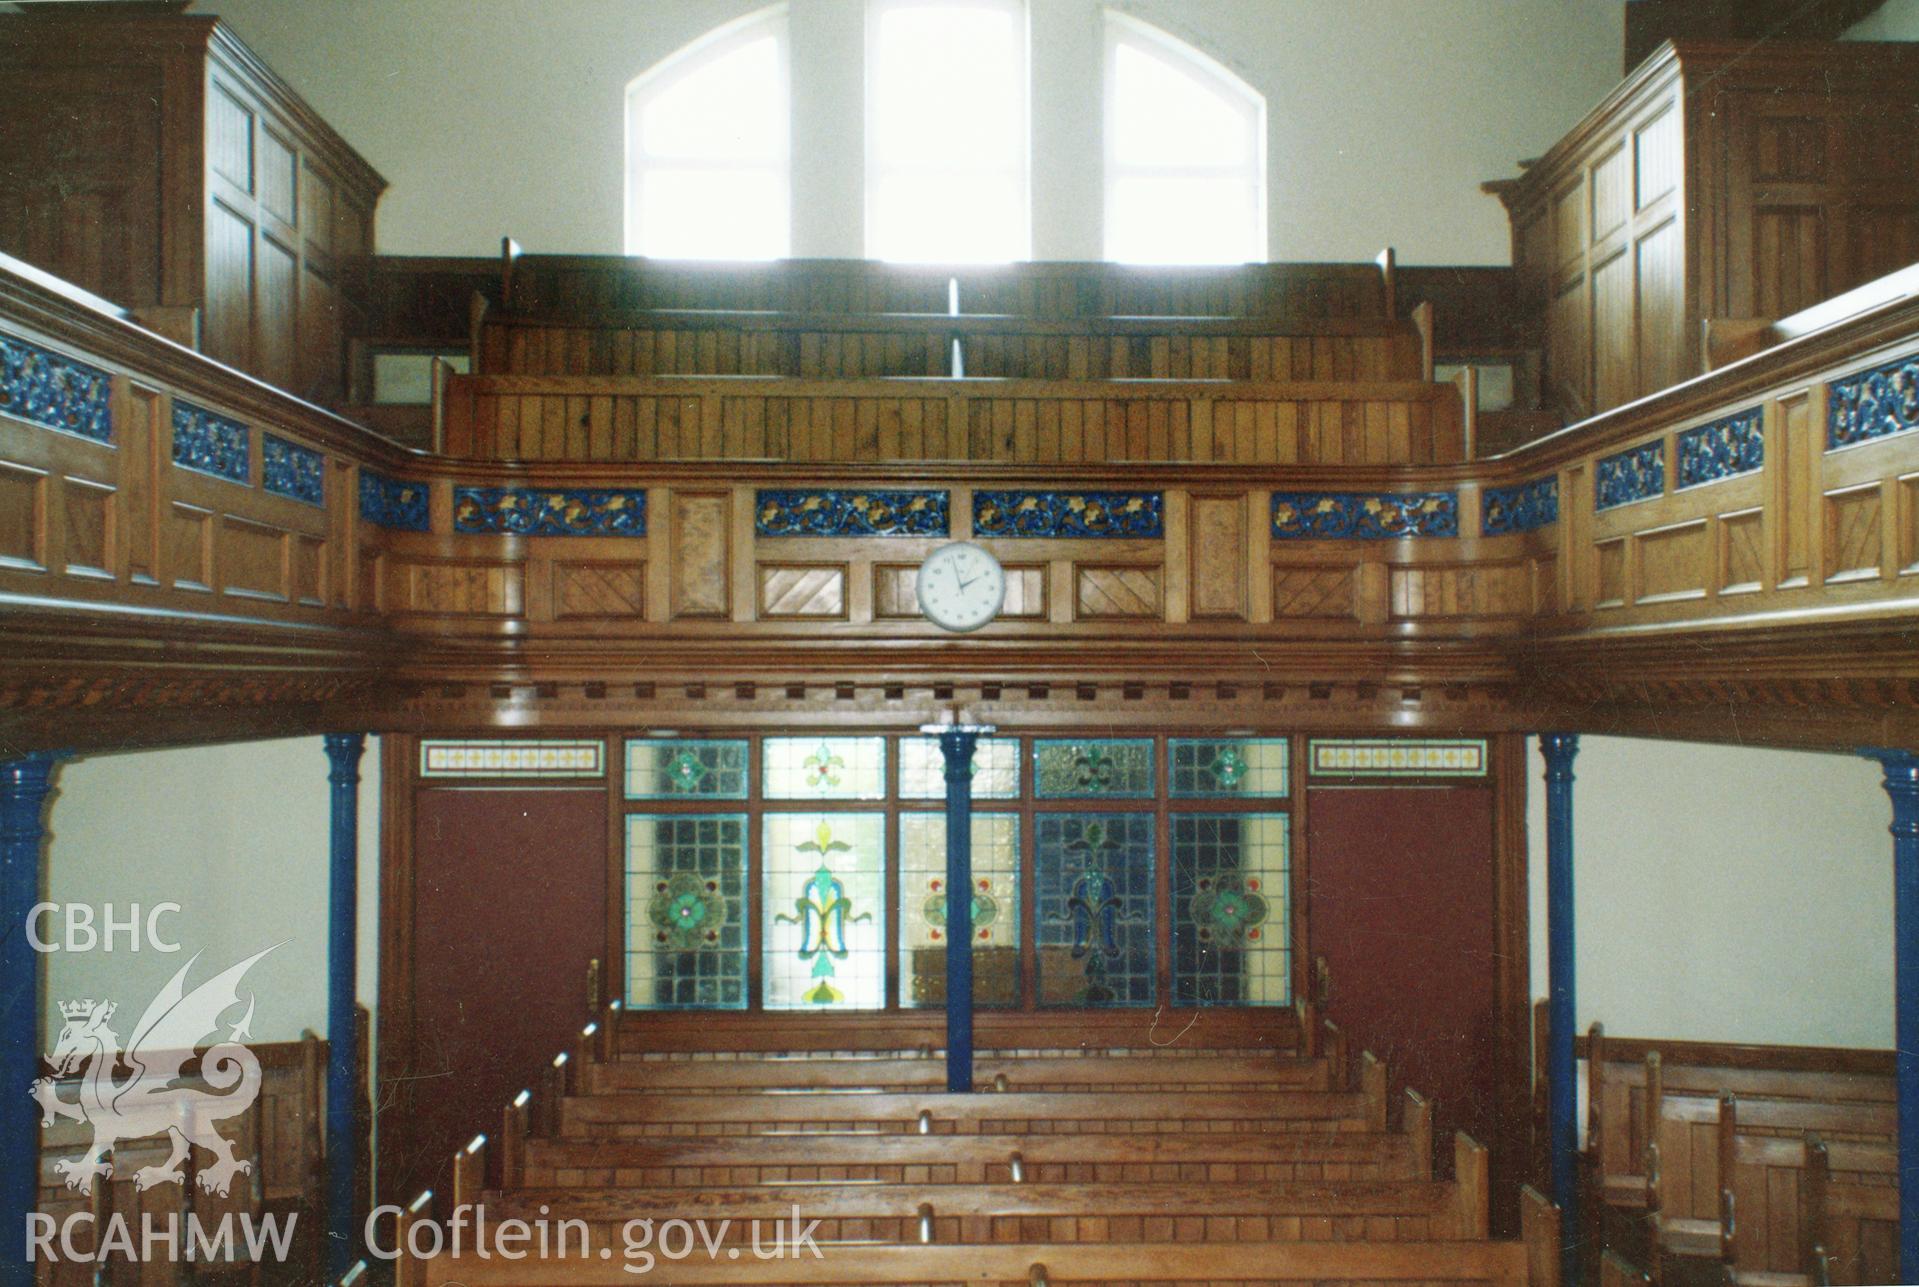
31, 945, 278, 1197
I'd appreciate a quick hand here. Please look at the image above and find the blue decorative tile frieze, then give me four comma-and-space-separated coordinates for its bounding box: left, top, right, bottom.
0, 331, 112, 443
453, 487, 647, 536
973, 490, 1163, 539
359, 471, 430, 532
1827, 352, 1919, 450
1271, 491, 1458, 539
1676, 408, 1763, 489
262, 434, 324, 506
755, 488, 948, 538
171, 401, 250, 484
1481, 476, 1559, 535
1594, 441, 1665, 511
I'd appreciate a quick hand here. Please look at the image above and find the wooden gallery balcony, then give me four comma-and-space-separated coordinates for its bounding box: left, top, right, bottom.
1, 252, 1916, 752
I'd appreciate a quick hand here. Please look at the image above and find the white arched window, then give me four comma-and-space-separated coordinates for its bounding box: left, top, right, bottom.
624, 8, 790, 260
866, 0, 1030, 263
1104, 12, 1267, 265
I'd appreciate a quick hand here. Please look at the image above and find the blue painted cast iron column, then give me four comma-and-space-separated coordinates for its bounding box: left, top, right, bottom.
1539, 733, 1580, 1285
1863, 748, 1919, 1281
1, 753, 61, 1287
323, 734, 366, 1280
927, 726, 988, 1093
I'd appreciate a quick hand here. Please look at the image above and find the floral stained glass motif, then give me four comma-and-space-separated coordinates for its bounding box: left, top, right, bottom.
1033, 739, 1154, 798
899, 812, 1020, 1007
625, 815, 747, 1010
625, 738, 749, 799
1035, 813, 1155, 1006
764, 813, 886, 1009
898, 736, 1021, 800
762, 736, 886, 800
1169, 738, 1289, 798
1171, 814, 1289, 1006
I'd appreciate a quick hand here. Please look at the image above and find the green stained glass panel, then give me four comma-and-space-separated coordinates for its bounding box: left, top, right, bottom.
762, 812, 886, 1009
898, 736, 1021, 800
898, 812, 1020, 1008
1171, 813, 1290, 1006
625, 738, 748, 799
762, 736, 887, 800
1033, 738, 1154, 798
624, 814, 748, 1010
1034, 812, 1156, 1006
1169, 738, 1290, 798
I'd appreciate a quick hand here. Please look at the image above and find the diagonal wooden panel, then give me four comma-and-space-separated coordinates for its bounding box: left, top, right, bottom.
759, 564, 845, 618
1824, 485, 1882, 583
1271, 567, 1355, 619
1074, 565, 1162, 619
557, 563, 644, 619
1720, 510, 1765, 593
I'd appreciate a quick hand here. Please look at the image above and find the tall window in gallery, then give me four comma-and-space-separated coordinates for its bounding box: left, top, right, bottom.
623, 7, 791, 259
866, 0, 1030, 263
1104, 11, 1267, 264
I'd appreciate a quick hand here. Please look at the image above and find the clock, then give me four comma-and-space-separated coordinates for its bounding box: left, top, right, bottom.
916, 541, 1005, 632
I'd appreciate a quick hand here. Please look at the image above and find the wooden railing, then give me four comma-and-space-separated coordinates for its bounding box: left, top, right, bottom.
3, 251, 1917, 751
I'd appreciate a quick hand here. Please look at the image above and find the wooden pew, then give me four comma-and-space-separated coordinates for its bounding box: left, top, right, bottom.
560, 1088, 1376, 1139
585, 1051, 1328, 1094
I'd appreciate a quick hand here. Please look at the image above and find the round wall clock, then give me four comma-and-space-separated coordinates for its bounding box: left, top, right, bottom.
916, 541, 1005, 633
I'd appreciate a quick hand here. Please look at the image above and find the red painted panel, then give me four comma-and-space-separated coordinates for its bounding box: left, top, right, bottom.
399, 787, 606, 1198
1307, 785, 1497, 1160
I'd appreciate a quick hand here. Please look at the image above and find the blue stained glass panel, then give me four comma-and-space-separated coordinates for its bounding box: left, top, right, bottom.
1033, 739, 1154, 798
625, 814, 748, 1010
1171, 814, 1290, 1006
1035, 812, 1155, 1007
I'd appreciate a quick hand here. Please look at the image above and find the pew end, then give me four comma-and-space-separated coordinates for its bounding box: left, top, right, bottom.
1404, 1087, 1434, 1179
1520, 1184, 1562, 1287
1454, 1131, 1491, 1239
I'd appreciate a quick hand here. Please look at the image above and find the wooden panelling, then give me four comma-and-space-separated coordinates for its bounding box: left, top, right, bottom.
0, 462, 44, 570
1272, 566, 1358, 619
555, 562, 645, 619
1635, 519, 1709, 603
59, 477, 112, 578
221, 514, 285, 601
668, 490, 729, 619
291, 532, 324, 606
1719, 509, 1765, 593
758, 563, 846, 618
407, 561, 516, 615
1189, 493, 1248, 620
167, 499, 213, 591
1390, 563, 1531, 620
1824, 484, 1883, 583
1597, 539, 1627, 607
1074, 565, 1164, 619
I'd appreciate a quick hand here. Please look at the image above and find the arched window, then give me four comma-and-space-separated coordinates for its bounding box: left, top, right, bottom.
624, 8, 790, 260
866, 0, 1030, 263
1104, 12, 1267, 265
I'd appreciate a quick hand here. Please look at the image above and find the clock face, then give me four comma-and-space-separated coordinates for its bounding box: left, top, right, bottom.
917, 541, 1005, 633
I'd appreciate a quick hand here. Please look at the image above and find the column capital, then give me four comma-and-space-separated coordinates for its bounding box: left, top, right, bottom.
1863, 748, 1919, 839
323, 732, 367, 787
1538, 732, 1580, 782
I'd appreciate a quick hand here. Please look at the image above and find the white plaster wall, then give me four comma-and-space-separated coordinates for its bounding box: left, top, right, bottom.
1845, 0, 1919, 39
200, 0, 1624, 264
1526, 736, 1893, 1049
42, 737, 381, 1049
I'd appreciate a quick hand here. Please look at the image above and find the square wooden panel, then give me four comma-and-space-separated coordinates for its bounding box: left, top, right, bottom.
670, 490, 729, 619
1074, 564, 1163, 620
1271, 566, 1355, 619
1635, 520, 1709, 603
221, 516, 287, 602
409, 563, 514, 615
759, 564, 846, 618
1595, 538, 1627, 607
555, 562, 645, 619
168, 501, 213, 591
0, 462, 47, 571
1590, 142, 1630, 242
1901, 475, 1919, 576
874, 562, 1045, 619
1718, 509, 1765, 595
61, 477, 113, 579
1824, 484, 1884, 584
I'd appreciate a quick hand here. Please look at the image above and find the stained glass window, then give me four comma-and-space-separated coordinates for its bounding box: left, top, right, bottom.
625, 738, 749, 799
625, 814, 748, 1009
419, 739, 604, 779
762, 736, 887, 800
899, 812, 1020, 1007
762, 812, 887, 1009
1034, 812, 1155, 1006
898, 736, 1021, 800
1309, 738, 1488, 778
1170, 814, 1289, 1006
1169, 738, 1289, 798
1033, 739, 1154, 798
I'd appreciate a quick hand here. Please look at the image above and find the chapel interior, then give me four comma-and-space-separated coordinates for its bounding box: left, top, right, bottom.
2, 1, 1919, 1285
